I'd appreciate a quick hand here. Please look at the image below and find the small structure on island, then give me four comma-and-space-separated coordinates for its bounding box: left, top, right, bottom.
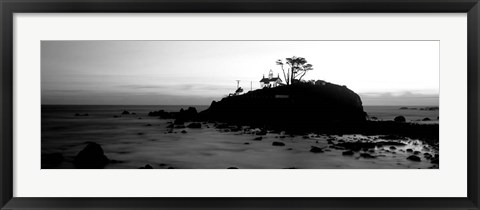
260, 70, 283, 88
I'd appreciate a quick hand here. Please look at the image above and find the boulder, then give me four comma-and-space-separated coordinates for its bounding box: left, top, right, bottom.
74, 142, 109, 169
187, 122, 202, 129
272, 141, 285, 146
407, 155, 421, 162
121, 110, 130, 115
309, 146, 324, 153
41, 153, 64, 168
394, 116, 406, 123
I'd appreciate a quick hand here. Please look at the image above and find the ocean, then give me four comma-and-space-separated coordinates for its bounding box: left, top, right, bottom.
41, 105, 439, 169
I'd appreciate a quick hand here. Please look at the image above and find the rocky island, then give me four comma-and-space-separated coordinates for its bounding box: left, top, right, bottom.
199, 81, 366, 132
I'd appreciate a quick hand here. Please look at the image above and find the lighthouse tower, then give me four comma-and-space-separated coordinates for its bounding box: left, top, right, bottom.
268, 69, 273, 79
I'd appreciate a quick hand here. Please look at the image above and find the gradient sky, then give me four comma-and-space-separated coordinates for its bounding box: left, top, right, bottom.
41, 41, 439, 106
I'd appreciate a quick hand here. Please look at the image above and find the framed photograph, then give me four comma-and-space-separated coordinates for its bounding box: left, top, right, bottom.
1, 0, 479, 209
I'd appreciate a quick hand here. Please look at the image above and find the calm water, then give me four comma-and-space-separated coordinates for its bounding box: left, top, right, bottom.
41, 105, 439, 169
364, 106, 439, 123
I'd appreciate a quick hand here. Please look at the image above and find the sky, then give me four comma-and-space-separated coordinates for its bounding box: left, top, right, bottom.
41, 41, 439, 106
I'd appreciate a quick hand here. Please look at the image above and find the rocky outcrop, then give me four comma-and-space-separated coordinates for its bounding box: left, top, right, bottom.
394, 116, 406, 123
199, 82, 366, 131
74, 142, 109, 169
148, 107, 198, 121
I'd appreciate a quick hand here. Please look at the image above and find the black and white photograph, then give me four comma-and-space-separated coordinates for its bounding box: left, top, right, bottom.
41, 40, 439, 169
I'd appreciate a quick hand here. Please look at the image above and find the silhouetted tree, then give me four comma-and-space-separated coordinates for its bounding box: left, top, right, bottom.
276, 56, 314, 85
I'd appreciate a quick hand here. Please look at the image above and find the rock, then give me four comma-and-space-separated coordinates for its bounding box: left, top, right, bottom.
227, 167, 238, 169
113, 115, 120, 118
146, 124, 152, 126
244, 142, 250, 145
181, 130, 187, 134
422, 118, 431, 121
413, 151, 421, 155
41, 153, 64, 168
174, 119, 185, 125
187, 122, 202, 128
121, 110, 130, 115
139, 164, 153, 169
342, 150, 354, 156
406, 149, 413, 153
253, 137, 263, 141
272, 141, 285, 146
394, 116, 406, 123
198, 82, 366, 131
302, 135, 310, 139
423, 153, 432, 160
399, 107, 409, 110
389, 146, 397, 150
167, 167, 175, 169
407, 155, 421, 162
175, 125, 186, 129
359, 153, 376, 159
309, 146, 324, 153
74, 142, 109, 169
148, 110, 173, 118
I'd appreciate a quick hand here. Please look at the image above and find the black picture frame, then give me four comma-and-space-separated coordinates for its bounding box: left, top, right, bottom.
1, 0, 479, 209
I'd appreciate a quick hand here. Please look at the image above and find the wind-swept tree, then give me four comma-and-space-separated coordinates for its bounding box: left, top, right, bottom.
276, 56, 314, 85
